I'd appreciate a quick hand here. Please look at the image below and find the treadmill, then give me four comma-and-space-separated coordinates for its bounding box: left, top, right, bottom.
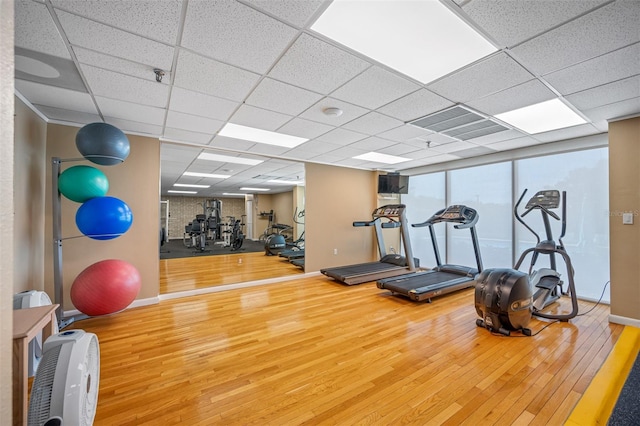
320, 204, 418, 285
377, 204, 483, 302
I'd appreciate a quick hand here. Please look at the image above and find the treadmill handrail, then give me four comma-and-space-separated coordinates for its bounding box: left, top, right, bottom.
353, 218, 380, 227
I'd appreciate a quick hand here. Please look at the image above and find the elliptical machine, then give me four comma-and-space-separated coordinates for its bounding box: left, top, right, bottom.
475, 189, 579, 335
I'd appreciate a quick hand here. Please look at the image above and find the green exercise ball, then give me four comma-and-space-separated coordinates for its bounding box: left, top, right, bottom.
58, 165, 109, 203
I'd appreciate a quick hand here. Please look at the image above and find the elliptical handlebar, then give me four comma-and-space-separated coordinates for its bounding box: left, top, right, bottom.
514, 189, 541, 244
522, 203, 560, 221
558, 191, 567, 248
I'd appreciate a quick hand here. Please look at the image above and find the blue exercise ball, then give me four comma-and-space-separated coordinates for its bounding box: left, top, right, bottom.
58, 165, 109, 203
76, 196, 133, 240
76, 122, 130, 166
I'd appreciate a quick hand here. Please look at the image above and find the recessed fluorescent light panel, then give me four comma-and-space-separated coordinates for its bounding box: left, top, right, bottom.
197, 152, 263, 166
353, 152, 411, 164
168, 190, 197, 194
494, 99, 587, 134
183, 171, 231, 179
174, 183, 210, 188
240, 187, 270, 192
218, 123, 308, 148
311, 0, 496, 84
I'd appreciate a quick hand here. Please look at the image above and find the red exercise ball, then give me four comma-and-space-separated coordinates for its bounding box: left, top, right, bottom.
71, 259, 141, 316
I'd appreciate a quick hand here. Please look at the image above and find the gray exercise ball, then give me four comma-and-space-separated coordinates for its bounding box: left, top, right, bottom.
76, 122, 130, 166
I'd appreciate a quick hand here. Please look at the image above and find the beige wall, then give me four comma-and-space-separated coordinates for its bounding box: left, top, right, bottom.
13, 97, 47, 294
44, 124, 160, 312
305, 163, 377, 272
1, 0, 13, 420
609, 116, 640, 322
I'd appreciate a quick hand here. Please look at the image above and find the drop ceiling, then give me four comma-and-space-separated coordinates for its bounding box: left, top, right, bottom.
13, 0, 640, 197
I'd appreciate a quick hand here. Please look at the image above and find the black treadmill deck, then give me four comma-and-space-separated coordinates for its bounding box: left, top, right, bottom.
377, 270, 476, 302
321, 261, 410, 286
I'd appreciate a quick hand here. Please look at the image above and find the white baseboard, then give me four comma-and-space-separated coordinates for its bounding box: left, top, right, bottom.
159, 271, 322, 301
609, 314, 640, 328
63, 296, 160, 318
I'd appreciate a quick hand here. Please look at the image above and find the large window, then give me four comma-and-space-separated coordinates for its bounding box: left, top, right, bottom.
448, 162, 512, 269
403, 147, 610, 303
403, 172, 445, 268
515, 148, 609, 302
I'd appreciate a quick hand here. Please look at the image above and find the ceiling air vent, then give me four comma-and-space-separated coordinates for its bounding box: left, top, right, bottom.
408, 105, 509, 141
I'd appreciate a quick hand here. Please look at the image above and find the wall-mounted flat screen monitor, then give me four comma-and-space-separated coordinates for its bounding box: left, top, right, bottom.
378, 174, 409, 194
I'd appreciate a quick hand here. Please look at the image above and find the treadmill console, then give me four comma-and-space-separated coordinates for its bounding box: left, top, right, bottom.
416, 205, 479, 228
373, 204, 405, 218
525, 190, 560, 210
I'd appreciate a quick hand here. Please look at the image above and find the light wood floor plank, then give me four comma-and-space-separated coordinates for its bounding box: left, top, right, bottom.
69, 256, 620, 425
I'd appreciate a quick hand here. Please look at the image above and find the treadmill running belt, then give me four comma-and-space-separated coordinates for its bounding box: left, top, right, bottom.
379, 271, 475, 301
321, 261, 407, 285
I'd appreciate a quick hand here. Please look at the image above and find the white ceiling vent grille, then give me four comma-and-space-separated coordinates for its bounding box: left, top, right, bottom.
408, 105, 510, 141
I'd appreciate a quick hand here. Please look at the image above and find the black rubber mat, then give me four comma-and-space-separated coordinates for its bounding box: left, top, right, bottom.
608, 351, 640, 425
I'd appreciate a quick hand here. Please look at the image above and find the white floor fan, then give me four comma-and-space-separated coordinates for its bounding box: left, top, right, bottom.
28, 330, 100, 426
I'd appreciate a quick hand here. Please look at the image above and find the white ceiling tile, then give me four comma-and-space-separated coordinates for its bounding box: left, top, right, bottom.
532, 123, 601, 143
511, 1, 640, 75
73, 47, 162, 82
15, 0, 70, 59
95, 96, 165, 125
15, 80, 96, 113
543, 43, 640, 95
566, 75, 640, 111
230, 104, 293, 131
174, 50, 261, 101
465, 79, 556, 116
582, 97, 640, 123
428, 53, 533, 103
169, 86, 239, 121
245, 78, 323, 116
330, 66, 420, 110
487, 136, 543, 151
163, 127, 213, 145
285, 139, 341, 156
348, 136, 395, 151
243, 0, 325, 27
342, 112, 403, 135
316, 128, 368, 145
182, 1, 297, 74
104, 116, 162, 136
166, 111, 224, 134
276, 117, 333, 140
461, 0, 609, 48
51, 0, 183, 45
377, 89, 454, 122
299, 97, 369, 126
377, 143, 422, 157
409, 153, 460, 165
56, 10, 174, 70
319, 146, 367, 159
240, 143, 290, 157
34, 105, 101, 124
81, 64, 169, 107
430, 140, 479, 154
377, 124, 433, 143
269, 33, 371, 94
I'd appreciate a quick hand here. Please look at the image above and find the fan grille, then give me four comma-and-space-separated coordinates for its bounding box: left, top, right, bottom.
28, 344, 62, 426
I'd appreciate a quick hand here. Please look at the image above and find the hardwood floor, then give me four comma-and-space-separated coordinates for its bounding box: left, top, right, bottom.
160, 251, 304, 294
71, 264, 621, 425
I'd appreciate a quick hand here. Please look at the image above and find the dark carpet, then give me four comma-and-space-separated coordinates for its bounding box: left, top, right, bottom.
160, 238, 265, 259
608, 351, 640, 425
